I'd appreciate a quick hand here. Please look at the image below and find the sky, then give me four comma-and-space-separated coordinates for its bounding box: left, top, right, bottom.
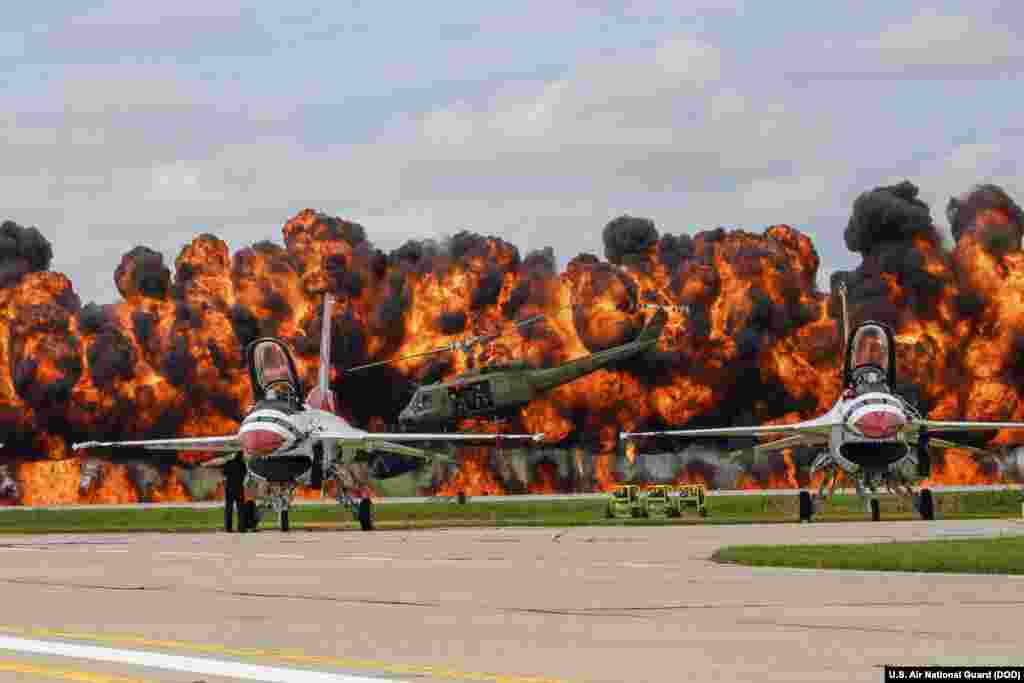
2, 0, 1022, 304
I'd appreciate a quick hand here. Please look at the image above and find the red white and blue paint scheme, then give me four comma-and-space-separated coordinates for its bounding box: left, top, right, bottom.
73, 294, 544, 531
621, 282, 1024, 522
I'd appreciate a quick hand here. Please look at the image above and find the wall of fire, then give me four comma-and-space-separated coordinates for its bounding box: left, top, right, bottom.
2, 179, 1024, 504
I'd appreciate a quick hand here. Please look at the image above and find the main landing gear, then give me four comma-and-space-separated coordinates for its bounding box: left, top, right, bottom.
328, 460, 375, 531
797, 470, 934, 522
799, 464, 842, 523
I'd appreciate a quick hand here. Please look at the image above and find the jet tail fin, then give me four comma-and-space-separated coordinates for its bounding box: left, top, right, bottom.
838, 279, 849, 359
319, 293, 334, 392
307, 293, 337, 412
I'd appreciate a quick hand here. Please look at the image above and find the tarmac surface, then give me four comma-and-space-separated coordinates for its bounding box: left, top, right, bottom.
0, 519, 1021, 682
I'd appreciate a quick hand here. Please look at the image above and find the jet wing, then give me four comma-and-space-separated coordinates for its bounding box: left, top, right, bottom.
622, 422, 832, 439
72, 436, 242, 453
315, 431, 545, 465
319, 432, 546, 443
915, 419, 1024, 432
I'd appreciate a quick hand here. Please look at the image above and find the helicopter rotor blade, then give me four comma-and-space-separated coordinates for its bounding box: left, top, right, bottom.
345, 313, 549, 372
346, 344, 455, 372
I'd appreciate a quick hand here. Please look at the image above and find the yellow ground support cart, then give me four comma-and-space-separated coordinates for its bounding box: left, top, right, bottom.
644, 484, 674, 518
606, 484, 644, 518
672, 483, 708, 517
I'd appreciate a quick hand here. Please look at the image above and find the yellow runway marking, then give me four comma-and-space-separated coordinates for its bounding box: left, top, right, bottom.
0, 625, 574, 683
0, 659, 153, 683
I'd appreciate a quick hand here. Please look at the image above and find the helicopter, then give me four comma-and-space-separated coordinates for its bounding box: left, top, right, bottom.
347, 307, 668, 430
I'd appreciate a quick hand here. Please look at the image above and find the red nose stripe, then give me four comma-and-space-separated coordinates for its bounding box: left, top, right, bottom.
855, 411, 905, 438
240, 429, 285, 455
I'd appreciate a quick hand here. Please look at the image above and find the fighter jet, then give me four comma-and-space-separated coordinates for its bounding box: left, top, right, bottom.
73, 294, 544, 531
620, 282, 1024, 522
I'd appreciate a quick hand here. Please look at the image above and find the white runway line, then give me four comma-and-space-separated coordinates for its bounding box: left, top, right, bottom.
0, 635, 408, 683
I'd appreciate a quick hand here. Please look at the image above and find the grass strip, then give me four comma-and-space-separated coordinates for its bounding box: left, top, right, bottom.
712, 535, 1024, 574
0, 490, 1019, 533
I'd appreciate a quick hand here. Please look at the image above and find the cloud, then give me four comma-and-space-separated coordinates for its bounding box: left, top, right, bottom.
892, 139, 1024, 235
3, 3, 1022, 310
740, 176, 830, 213
141, 161, 228, 203
857, 9, 1021, 67
0, 32, 24, 58
787, 8, 1024, 81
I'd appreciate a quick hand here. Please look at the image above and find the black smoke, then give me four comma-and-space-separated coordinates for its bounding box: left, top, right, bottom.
603, 215, 658, 266
0, 220, 53, 288
114, 246, 170, 300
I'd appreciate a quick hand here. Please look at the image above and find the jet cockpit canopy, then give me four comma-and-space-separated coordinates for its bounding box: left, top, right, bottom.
852, 324, 890, 372
844, 322, 896, 392
248, 338, 302, 402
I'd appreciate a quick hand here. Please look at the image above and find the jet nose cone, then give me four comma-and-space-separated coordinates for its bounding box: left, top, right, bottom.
853, 410, 906, 438
239, 429, 285, 455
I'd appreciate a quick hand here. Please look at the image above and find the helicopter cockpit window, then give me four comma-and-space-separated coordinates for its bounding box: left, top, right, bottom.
414, 391, 432, 412
253, 341, 298, 398
851, 325, 889, 372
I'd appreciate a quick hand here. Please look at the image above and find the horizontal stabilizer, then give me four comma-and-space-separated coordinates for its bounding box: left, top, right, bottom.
725, 434, 818, 461
920, 436, 1006, 460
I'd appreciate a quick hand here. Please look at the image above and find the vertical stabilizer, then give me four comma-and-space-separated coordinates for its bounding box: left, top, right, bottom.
839, 280, 849, 361
307, 293, 337, 412
320, 293, 334, 393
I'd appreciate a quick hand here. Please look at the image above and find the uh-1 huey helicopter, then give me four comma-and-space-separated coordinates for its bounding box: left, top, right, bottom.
73, 294, 544, 532
620, 281, 1024, 522
346, 306, 668, 430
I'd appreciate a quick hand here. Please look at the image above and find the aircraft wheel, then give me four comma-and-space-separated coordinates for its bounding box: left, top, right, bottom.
280, 509, 289, 532
870, 498, 880, 522
919, 489, 934, 520
799, 491, 813, 522
358, 498, 374, 531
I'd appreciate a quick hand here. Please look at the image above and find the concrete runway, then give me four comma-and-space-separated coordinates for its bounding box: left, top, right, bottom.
0, 520, 1021, 682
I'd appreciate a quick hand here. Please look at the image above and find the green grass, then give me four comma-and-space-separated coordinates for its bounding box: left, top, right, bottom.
0, 490, 1019, 533
713, 535, 1024, 574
